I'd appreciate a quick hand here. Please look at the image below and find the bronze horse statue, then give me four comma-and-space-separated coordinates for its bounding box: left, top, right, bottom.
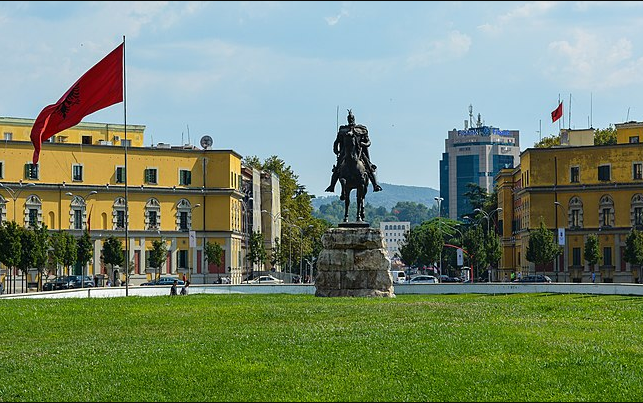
338, 126, 369, 222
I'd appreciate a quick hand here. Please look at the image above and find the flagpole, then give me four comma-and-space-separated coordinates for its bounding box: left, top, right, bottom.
558, 94, 561, 132
123, 35, 129, 297
568, 93, 572, 129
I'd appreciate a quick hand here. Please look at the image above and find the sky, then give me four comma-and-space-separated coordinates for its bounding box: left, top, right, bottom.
2, 1, 643, 197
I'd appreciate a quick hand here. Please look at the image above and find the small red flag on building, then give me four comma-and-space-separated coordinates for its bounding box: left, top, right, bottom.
551, 101, 563, 123
30, 42, 124, 164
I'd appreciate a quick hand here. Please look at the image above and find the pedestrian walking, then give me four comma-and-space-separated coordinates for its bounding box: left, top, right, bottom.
170, 280, 178, 296
180, 280, 190, 295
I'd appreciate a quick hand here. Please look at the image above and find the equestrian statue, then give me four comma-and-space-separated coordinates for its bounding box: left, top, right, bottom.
325, 109, 382, 222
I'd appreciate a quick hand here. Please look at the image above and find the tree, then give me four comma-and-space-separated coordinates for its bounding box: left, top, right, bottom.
149, 239, 168, 281
204, 240, 224, 274
624, 229, 643, 279
485, 232, 502, 270
534, 134, 561, 148
17, 226, 35, 292
248, 230, 267, 273
462, 224, 486, 279
584, 234, 601, 273
526, 218, 560, 271
102, 235, 124, 280
594, 125, 617, 145
50, 231, 77, 277
0, 221, 22, 293
462, 183, 488, 217
399, 220, 442, 268
76, 230, 93, 279
32, 224, 50, 290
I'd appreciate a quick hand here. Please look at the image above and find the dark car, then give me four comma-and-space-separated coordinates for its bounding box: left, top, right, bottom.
42, 275, 94, 290
141, 277, 185, 286
62, 275, 95, 289
513, 274, 552, 283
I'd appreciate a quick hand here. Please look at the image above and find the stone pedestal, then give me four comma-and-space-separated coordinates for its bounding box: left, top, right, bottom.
315, 227, 394, 297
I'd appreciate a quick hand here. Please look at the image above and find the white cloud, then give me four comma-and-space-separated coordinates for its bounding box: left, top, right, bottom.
406, 31, 471, 69
479, 1, 558, 34
325, 5, 349, 26
546, 29, 643, 89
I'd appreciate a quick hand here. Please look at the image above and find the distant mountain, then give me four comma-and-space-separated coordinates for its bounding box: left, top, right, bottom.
312, 182, 440, 210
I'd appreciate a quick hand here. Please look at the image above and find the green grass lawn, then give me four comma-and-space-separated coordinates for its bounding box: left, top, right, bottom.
1, 293, 642, 402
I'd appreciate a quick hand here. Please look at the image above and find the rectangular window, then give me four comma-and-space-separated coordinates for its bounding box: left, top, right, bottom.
72, 164, 83, 182
145, 168, 158, 184
634, 163, 643, 180
571, 210, 580, 227
3, 132, 12, 141
635, 207, 643, 226
115, 166, 125, 184
24, 163, 39, 180
630, 136, 640, 144
121, 139, 131, 147
602, 208, 611, 227
572, 247, 581, 266
179, 169, 192, 185
116, 210, 125, 229
149, 211, 158, 228
28, 209, 38, 227
180, 211, 188, 231
603, 247, 612, 266
73, 210, 83, 230
598, 165, 611, 181
0, 161, 3, 179
570, 166, 580, 183
178, 250, 188, 269
81, 135, 92, 145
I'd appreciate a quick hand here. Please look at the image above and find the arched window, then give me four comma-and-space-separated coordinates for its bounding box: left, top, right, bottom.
112, 197, 127, 230
568, 196, 583, 229
631, 194, 643, 228
69, 195, 88, 230
598, 194, 614, 228
25, 195, 42, 228
145, 198, 161, 230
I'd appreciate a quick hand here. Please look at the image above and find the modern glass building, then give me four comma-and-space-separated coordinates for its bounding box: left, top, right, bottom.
439, 107, 520, 220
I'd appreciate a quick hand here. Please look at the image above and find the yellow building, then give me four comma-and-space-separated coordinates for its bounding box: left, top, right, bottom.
497, 125, 643, 283
0, 116, 267, 287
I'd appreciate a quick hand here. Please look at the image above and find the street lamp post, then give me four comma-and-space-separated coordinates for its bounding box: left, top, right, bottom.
0, 182, 36, 224
554, 201, 564, 282
474, 207, 503, 282
188, 203, 201, 283
65, 190, 98, 288
0, 182, 35, 294
434, 196, 444, 280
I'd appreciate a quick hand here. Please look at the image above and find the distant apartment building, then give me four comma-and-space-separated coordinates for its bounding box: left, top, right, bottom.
439, 106, 520, 220
380, 221, 410, 261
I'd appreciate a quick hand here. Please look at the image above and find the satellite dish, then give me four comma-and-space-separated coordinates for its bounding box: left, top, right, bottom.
200, 135, 213, 150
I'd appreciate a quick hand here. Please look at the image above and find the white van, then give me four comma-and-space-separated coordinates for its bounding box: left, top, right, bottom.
390, 270, 407, 284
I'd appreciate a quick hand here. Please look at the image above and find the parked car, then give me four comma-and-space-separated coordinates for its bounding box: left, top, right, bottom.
248, 275, 284, 284
390, 270, 407, 284
64, 275, 95, 288
409, 275, 439, 284
439, 275, 462, 283
513, 274, 552, 283
43, 275, 94, 290
141, 277, 185, 286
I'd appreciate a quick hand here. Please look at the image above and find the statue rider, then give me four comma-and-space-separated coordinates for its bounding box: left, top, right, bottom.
325, 109, 383, 195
